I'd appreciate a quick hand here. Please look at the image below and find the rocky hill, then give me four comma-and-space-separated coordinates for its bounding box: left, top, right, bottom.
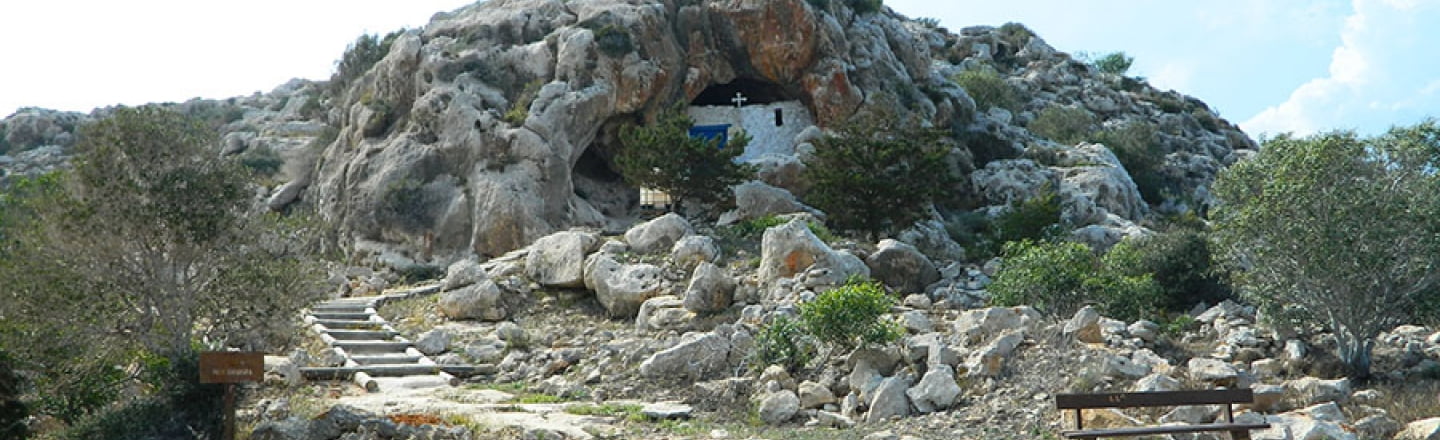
1, 0, 1253, 271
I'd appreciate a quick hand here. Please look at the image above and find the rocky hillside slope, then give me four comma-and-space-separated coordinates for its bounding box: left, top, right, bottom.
1, 0, 1254, 270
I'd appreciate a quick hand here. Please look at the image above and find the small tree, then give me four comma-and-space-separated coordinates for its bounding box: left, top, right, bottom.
1212, 122, 1440, 381
989, 239, 1163, 321
1091, 51, 1134, 75
615, 106, 753, 213
802, 111, 956, 240
799, 278, 901, 351
0, 107, 322, 431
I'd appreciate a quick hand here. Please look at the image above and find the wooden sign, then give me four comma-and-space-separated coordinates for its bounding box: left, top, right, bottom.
199, 352, 263, 384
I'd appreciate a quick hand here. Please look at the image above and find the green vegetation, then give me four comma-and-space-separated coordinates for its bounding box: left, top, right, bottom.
239, 144, 284, 177
988, 240, 1163, 321
952, 69, 1019, 112
1091, 121, 1167, 204
801, 111, 955, 241
1090, 51, 1133, 75
945, 187, 1066, 260
329, 31, 403, 96
997, 22, 1035, 47
1104, 228, 1228, 312
724, 215, 836, 243
615, 106, 753, 212
0, 350, 25, 440
750, 315, 816, 373
565, 403, 644, 418
504, 80, 544, 126
798, 278, 901, 351
0, 107, 323, 437
379, 176, 441, 233
1028, 106, 1094, 145
805, 0, 830, 9
594, 24, 634, 57
1212, 121, 1440, 380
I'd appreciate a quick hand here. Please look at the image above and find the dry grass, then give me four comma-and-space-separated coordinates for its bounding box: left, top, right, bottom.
1356, 379, 1440, 425
378, 294, 443, 337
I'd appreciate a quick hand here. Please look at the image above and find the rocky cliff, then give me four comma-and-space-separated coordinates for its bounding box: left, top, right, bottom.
0, 0, 1255, 267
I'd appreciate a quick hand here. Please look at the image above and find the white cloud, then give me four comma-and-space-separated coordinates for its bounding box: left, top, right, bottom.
1242, 0, 1440, 137
1147, 61, 1196, 93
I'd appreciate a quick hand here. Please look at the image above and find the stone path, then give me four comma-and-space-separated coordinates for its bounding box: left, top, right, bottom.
299, 285, 493, 393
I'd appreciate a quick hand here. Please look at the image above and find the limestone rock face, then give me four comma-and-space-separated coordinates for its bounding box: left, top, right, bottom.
639, 331, 732, 380
525, 230, 600, 288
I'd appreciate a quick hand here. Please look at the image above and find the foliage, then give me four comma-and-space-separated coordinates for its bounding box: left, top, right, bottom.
0, 107, 323, 426
724, 215, 836, 243
52, 354, 224, 440
379, 177, 442, 233
750, 316, 816, 373
0, 350, 26, 440
997, 22, 1035, 47
951, 69, 1019, 112
805, 0, 830, 9
615, 106, 753, 212
1211, 121, 1440, 380
239, 144, 284, 177
1090, 51, 1133, 75
1091, 121, 1167, 204
990, 186, 1065, 246
801, 111, 955, 240
798, 278, 901, 351
1028, 106, 1094, 145
329, 31, 403, 96
504, 80, 544, 126
989, 240, 1163, 321
594, 24, 634, 57
915, 17, 941, 29
845, 0, 883, 14
1104, 228, 1229, 312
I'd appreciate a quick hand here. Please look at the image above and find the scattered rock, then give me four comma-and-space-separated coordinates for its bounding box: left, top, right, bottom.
758, 218, 869, 283
1285, 377, 1351, 405
1186, 358, 1239, 387
641, 402, 693, 420
671, 235, 721, 270
639, 332, 732, 381
414, 329, 450, 356
1065, 306, 1103, 344
866, 376, 912, 422
683, 262, 736, 313
757, 390, 801, 425
1397, 417, 1440, 440
966, 330, 1023, 377
585, 253, 664, 318
865, 239, 940, 294
437, 280, 506, 321
1132, 374, 1180, 393
798, 381, 837, 409
525, 230, 600, 288
907, 364, 962, 413
625, 213, 693, 253
1127, 320, 1159, 343
442, 258, 486, 290
953, 306, 1041, 345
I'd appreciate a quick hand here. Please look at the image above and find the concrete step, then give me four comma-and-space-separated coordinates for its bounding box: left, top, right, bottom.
349, 354, 424, 365
331, 341, 412, 353
313, 319, 383, 329
311, 312, 372, 321
312, 304, 371, 313
324, 329, 398, 340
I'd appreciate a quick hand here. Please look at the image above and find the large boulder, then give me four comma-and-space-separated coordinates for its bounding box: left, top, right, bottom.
1398, 418, 1440, 440
865, 376, 912, 422
953, 306, 1041, 346
1186, 358, 1239, 387
670, 235, 720, 270
864, 239, 940, 294
525, 230, 601, 288
906, 364, 962, 413
719, 181, 819, 224
683, 262, 736, 313
758, 218, 869, 283
756, 390, 801, 425
639, 331, 732, 380
625, 213, 692, 253
584, 253, 664, 318
438, 280, 507, 321
442, 258, 486, 290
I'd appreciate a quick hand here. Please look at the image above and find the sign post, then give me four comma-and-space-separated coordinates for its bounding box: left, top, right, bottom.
199, 352, 263, 440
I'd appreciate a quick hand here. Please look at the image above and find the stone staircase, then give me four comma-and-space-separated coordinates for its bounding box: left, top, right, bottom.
299, 285, 494, 392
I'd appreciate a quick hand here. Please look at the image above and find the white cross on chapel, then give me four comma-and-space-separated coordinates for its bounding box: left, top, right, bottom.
731, 92, 748, 108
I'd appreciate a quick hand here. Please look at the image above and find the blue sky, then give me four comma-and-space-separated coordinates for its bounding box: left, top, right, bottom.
887, 0, 1440, 137
1, 0, 1437, 139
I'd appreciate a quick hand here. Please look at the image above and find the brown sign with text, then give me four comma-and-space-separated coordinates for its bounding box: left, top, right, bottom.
199, 352, 263, 384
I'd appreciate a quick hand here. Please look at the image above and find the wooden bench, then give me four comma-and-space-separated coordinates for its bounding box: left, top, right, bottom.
1055, 389, 1270, 439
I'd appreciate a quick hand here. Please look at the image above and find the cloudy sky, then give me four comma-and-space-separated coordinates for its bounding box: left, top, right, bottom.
1, 0, 1436, 139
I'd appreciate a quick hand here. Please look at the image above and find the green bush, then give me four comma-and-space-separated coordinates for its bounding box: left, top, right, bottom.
751, 316, 815, 373
594, 24, 634, 57
799, 278, 901, 350
239, 145, 284, 177
952, 70, 1019, 112
1028, 106, 1094, 145
991, 186, 1064, 245
1091, 121, 1168, 204
329, 31, 403, 96
1103, 229, 1229, 312
726, 215, 837, 242
57, 352, 224, 440
504, 80, 544, 126
379, 177, 440, 233
0, 350, 26, 440
806, 0, 830, 9
989, 240, 1163, 321
997, 22, 1034, 47
845, 0, 883, 14
1091, 51, 1133, 75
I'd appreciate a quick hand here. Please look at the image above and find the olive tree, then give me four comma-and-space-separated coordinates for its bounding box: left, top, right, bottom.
0, 107, 322, 428
1211, 122, 1440, 380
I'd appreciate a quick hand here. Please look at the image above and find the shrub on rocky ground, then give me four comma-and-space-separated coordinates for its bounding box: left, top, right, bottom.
1028, 106, 1095, 145
798, 278, 902, 351
952, 69, 1019, 112
989, 239, 1162, 321
750, 316, 815, 373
